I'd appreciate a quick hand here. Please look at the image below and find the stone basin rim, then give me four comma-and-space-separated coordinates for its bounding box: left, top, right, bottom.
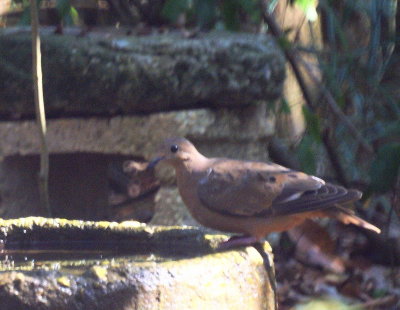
0, 216, 230, 253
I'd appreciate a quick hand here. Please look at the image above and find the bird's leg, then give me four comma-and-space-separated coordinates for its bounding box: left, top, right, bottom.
218, 235, 260, 250
253, 243, 278, 310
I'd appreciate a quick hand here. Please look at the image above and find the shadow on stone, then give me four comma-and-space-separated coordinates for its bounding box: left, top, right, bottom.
0, 154, 159, 222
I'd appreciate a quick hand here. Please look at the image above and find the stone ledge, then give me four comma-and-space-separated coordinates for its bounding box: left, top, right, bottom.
0, 217, 275, 310
0, 28, 285, 119
0, 104, 274, 160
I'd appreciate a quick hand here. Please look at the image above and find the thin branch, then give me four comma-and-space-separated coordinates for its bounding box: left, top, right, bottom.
261, 9, 374, 155
30, 0, 51, 216
262, 11, 315, 111
298, 57, 374, 154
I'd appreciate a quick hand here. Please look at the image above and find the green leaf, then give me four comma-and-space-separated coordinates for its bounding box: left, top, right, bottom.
61, 6, 79, 25
302, 106, 322, 143
161, 0, 190, 22
369, 143, 400, 193
297, 134, 317, 174
293, 0, 318, 21
68, 6, 79, 25
56, 0, 79, 25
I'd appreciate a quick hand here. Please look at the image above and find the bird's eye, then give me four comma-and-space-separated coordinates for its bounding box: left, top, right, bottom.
170, 144, 179, 153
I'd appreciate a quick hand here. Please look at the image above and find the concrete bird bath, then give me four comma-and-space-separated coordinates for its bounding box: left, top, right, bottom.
0, 29, 283, 310
0, 217, 275, 310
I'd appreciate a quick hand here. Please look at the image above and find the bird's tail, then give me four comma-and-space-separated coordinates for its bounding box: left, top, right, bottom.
329, 206, 381, 234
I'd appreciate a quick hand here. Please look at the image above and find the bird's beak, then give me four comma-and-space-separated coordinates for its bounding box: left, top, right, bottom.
147, 156, 165, 169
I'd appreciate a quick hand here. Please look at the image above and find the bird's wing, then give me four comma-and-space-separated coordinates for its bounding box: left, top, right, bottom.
197, 159, 325, 217
271, 184, 362, 216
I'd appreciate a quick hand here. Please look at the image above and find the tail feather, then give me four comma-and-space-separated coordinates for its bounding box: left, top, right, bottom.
329, 206, 381, 234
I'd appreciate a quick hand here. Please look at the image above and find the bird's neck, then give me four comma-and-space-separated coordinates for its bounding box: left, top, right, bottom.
174, 155, 210, 213
175, 155, 209, 180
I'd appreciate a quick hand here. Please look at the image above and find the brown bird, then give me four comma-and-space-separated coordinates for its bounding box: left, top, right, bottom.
149, 138, 380, 248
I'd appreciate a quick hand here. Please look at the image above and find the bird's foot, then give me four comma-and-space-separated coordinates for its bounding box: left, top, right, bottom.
218, 235, 260, 250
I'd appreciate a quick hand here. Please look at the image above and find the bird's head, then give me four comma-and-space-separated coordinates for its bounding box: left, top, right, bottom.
148, 137, 202, 169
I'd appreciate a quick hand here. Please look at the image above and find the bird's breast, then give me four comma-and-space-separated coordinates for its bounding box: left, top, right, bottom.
175, 170, 217, 224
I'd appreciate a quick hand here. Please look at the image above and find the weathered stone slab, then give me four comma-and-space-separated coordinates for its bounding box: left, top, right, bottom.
0, 217, 275, 310
0, 104, 274, 158
0, 28, 285, 119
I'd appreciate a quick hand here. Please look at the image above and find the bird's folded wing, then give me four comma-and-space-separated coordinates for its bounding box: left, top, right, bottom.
271, 184, 362, 216
197, 159, 325, 217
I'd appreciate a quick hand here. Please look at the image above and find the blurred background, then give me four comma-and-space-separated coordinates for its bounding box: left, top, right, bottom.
0, 0, 399, 309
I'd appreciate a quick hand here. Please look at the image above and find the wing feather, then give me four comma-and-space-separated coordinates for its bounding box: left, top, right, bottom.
197, 159, 326, 217
270, 184, 362, 216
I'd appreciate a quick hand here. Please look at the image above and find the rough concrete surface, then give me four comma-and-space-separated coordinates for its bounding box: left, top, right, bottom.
0, 217, 275, 310
0, 104, 274, 158
0, 28, 285, 118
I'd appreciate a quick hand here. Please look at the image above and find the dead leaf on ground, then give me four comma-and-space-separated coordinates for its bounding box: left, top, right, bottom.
288, 220, 346, 273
